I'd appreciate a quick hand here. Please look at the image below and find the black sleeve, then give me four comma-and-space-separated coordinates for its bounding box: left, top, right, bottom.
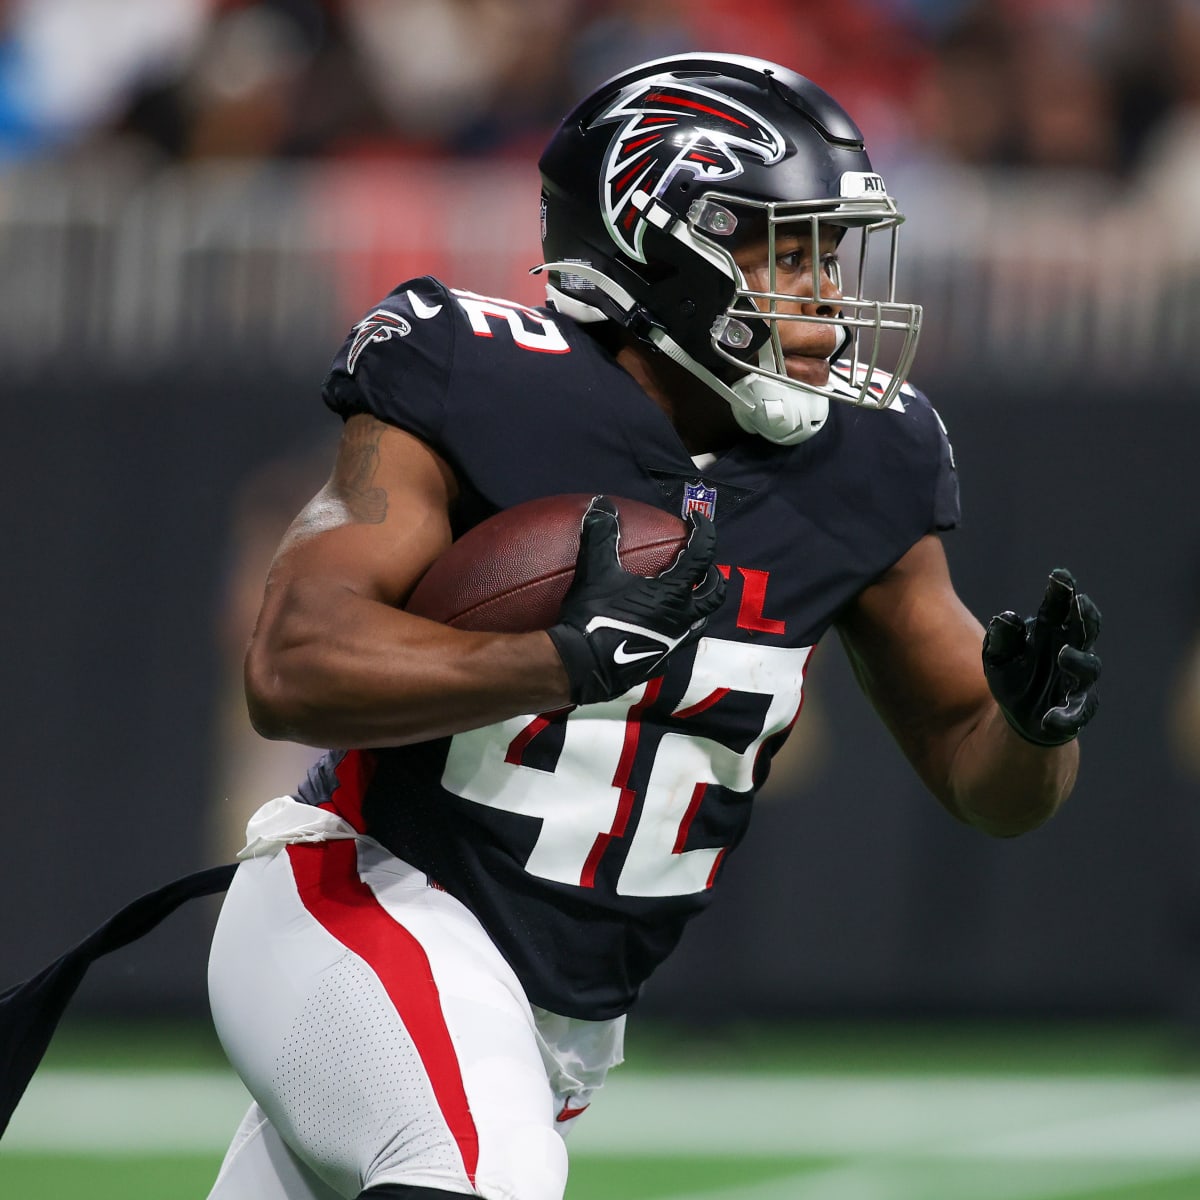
928, 400, 961, 532
321, 276, 456, 446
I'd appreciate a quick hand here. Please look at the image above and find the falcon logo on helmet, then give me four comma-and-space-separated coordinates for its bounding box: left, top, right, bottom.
592, 79, 786, 263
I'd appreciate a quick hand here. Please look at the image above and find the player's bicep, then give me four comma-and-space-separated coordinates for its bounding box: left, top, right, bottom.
836, 534, 991, 802
269, 413, 458, 606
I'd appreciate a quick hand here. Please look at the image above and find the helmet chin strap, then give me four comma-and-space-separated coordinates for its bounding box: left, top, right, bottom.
535, 262, 829, 445
647, 325, 829, 446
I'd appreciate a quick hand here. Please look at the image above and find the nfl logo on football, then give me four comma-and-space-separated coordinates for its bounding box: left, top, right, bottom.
682, 481, 717, 520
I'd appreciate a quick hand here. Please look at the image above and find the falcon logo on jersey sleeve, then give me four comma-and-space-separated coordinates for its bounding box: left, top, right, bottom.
346, 309, 412, 374
592, 78, 786, 263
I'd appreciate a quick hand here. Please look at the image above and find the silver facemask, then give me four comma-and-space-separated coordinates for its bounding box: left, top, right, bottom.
540, 174, 923, 446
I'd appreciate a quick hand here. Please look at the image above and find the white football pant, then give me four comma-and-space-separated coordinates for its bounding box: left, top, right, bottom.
206, 798, 624, 1200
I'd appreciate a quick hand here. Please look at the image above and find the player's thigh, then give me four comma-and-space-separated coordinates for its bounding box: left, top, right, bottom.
208, 837, 568, 1200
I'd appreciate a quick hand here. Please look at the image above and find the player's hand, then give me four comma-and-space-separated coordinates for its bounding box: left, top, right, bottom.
547, 496, 726, 705
982, 567, 1101, 746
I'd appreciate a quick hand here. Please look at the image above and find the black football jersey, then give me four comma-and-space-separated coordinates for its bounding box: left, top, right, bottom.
298, 276, 959, 1020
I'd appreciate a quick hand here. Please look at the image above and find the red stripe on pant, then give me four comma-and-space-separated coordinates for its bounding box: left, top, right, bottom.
318, 749, 376, 832
286, 840, 480, 1185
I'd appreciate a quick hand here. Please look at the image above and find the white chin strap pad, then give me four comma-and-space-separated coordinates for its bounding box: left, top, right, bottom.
728, 376, 830, 446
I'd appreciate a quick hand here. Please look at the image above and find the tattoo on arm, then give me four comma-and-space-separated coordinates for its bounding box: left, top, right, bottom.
337, 417, 389, 524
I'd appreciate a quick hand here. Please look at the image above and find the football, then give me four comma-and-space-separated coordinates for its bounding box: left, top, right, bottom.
405, 494, 688, 632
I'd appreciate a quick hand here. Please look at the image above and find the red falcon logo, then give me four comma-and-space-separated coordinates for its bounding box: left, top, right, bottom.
346, 309, 412, 374
592, 78, 786, 263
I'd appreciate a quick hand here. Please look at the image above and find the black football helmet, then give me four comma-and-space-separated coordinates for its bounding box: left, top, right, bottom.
536, 52, 922, 444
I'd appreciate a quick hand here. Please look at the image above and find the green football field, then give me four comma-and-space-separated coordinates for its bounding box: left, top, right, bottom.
4, 1020, 1200, 1199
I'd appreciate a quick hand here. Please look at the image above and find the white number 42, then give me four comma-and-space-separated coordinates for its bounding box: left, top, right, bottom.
441, 638, 811, 898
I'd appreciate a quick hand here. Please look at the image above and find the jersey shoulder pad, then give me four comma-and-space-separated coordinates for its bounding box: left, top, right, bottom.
825, 369, 960, 534
322, 276, 456, 443
348, 277, 456, 372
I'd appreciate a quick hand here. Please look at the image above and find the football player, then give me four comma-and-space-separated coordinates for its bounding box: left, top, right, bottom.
197, 52, 1100, 1200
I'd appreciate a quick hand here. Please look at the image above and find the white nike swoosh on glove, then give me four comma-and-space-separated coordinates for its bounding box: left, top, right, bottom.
612, 641, 661, 665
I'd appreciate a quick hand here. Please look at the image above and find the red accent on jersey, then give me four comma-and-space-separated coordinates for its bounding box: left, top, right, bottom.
556, 1101, 591, 1122
318, 749, 376, 833
580, 677, 664, 887
644, 92, 750, 127
505, 706, 574, 767
673, 688, 730, 720
285, 841, 480, 1184
672, 782, 707, 855
735, 567, 787, 635
505, 715, 553, 765
705, 847, 727, 889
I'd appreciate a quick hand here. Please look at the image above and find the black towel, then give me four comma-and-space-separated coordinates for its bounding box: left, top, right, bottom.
0, 862, 237, 1137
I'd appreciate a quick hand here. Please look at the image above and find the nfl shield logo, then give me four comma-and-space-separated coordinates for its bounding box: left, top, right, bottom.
682, 480, 717, 521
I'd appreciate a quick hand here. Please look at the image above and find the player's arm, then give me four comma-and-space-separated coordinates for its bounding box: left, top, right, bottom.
244, 413, 574, 748
244, 414, 724, 748
835, 534, 1099, 837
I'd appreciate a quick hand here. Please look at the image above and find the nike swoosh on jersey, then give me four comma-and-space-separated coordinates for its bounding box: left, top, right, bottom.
406, 290, 444, 319
612, 640, 661, 665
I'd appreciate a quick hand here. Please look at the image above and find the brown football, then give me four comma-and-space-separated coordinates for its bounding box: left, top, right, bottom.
405, 494, 688, 632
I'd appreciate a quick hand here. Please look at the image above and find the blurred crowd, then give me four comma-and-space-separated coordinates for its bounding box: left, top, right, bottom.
0, 0, 1194, 181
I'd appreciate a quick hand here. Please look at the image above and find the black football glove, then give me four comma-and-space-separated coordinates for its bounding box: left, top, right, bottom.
547, 496, 727, 705
982, 567, 1101, 747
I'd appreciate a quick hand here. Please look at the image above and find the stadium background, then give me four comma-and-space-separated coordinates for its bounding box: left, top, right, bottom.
1, 1, 1199, 1197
